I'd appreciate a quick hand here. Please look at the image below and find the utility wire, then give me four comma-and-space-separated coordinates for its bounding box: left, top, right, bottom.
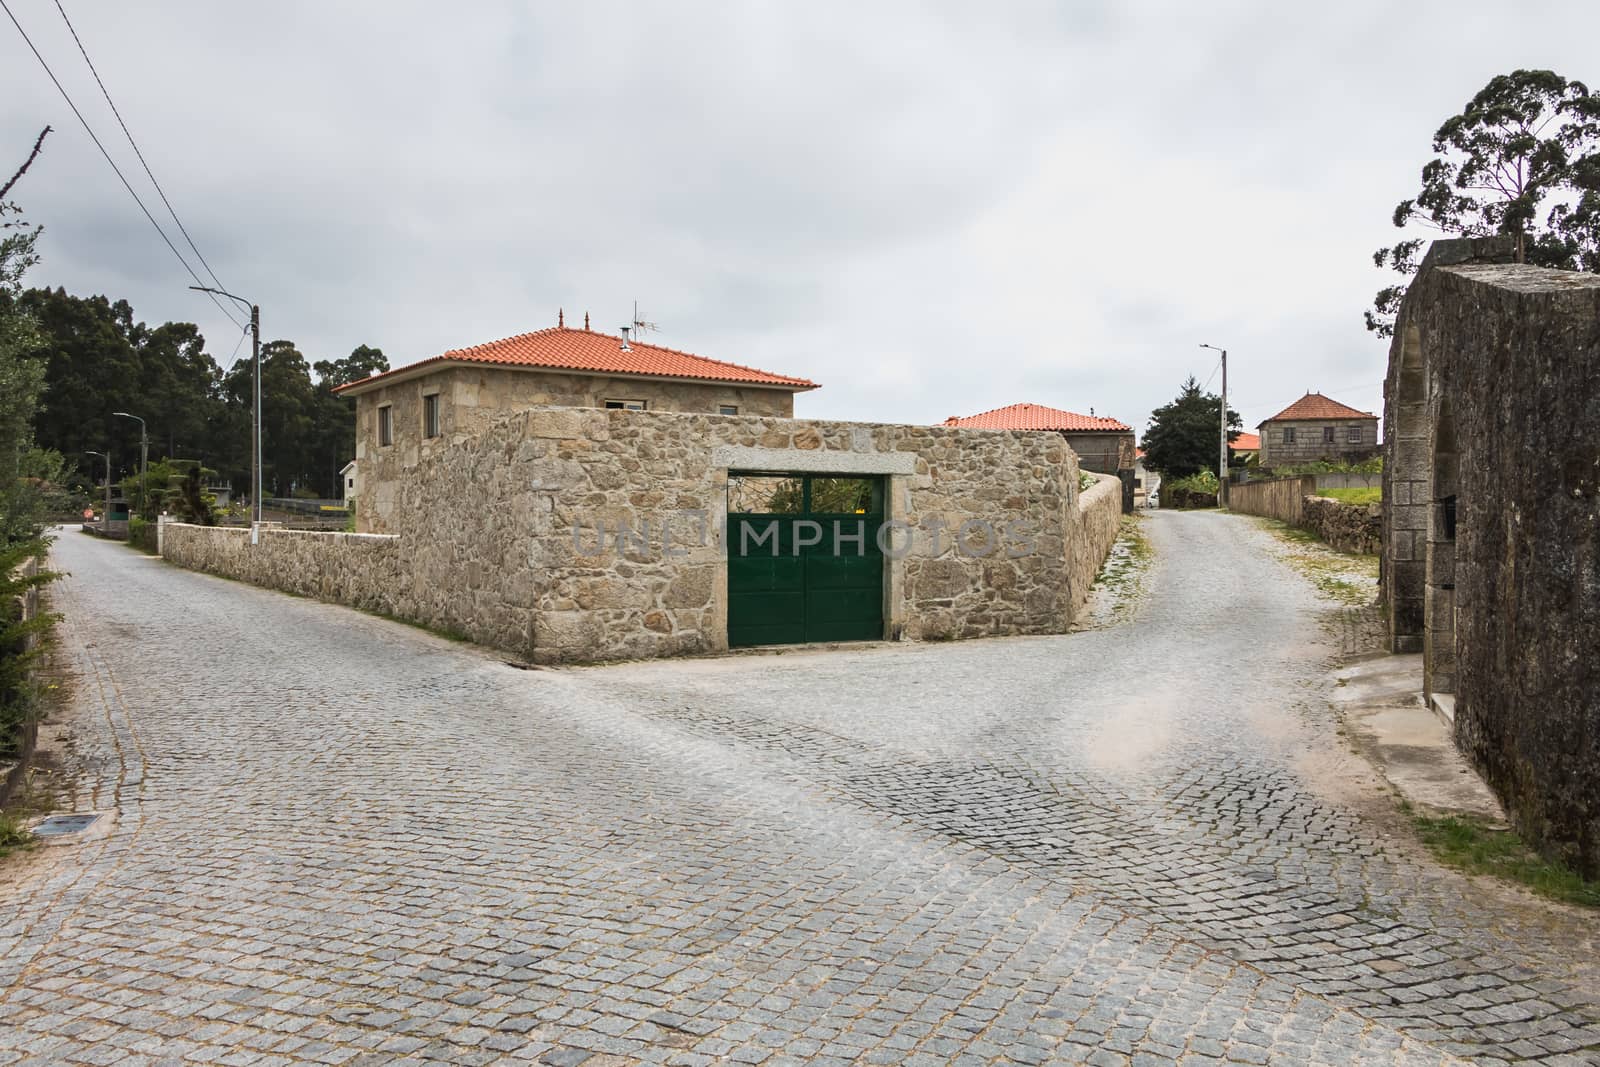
0, 0, 243, 330
52, 0, 229, 294
220, 319, 249, 374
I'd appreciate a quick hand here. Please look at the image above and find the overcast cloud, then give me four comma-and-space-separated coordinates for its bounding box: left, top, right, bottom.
5, 0, 1599, 433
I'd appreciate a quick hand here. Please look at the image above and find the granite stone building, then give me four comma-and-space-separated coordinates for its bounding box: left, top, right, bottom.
1256, 393, 1379, 467
944, 402, 1138, 511
336, 315, 817, 533
1383, 236, 1600, 878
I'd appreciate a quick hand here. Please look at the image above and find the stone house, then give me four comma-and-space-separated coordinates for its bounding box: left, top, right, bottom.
335, 315, 818, 533
162, 407, 1125, 663
1382, 235, 1600, 878
1256, 393, 1379, 468
944, 402, 1138, 511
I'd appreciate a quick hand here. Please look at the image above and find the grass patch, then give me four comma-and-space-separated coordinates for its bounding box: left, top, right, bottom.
0, 808, 35, 858
1247, 516, 1378, 605
1413, 814, 1600, 908
1319, 487, 1381, 506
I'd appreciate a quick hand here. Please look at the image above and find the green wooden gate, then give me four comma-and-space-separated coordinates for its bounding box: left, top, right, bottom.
726, 474, 885, 648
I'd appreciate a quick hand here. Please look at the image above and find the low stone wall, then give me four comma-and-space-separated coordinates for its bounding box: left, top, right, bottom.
1163, 487, 1217, 509
161, 525, 407, 621
1070, 474, 1123, 612
1226, 475, 1317, 524
1302, 497, 1381, 556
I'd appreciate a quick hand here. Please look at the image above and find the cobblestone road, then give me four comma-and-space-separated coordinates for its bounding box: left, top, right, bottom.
2, 514, 1596, 1066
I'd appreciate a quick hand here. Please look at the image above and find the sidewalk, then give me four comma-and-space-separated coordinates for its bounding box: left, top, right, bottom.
1332, 608, 1505, 822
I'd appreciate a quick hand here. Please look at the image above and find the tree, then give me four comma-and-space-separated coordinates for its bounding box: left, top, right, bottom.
1141, 377, 1241, 479
312, 345, 387, 499
1368, 70, 1600, 337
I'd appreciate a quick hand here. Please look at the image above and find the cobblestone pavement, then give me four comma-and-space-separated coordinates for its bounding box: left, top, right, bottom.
1, 515, 1596, 1066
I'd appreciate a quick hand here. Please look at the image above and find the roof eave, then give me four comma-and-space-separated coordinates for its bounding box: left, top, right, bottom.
334, 358, 818, 397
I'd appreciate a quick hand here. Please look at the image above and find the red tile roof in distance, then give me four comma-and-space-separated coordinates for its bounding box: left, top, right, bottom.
1231, 431, 1261, 451
335, 326, 817, 394
1260, 392, 1377, 424
943, 402, 1132, 433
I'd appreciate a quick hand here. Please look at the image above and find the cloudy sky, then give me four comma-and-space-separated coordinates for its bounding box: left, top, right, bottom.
4, 1, 1598, 434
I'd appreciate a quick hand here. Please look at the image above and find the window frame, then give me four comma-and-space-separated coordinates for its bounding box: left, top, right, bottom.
718, 404, 739, 416
1346, 425, 1363, 444
1322, 426, 1336, 444
1283, 426, 1296, 444
422, 391, 441, 439
604, 398, 648, 411
377, 404, 393, 447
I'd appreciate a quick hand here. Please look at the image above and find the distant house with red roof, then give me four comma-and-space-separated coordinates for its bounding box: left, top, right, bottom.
943, 402, 1137, 512
335, 313, 817, 524
1257, 392, 1378, 467
942, 403, 1136, 477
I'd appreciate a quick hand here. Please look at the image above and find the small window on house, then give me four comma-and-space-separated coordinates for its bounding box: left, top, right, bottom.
1322, 426, 1335, 443
378, 405, 393, 447
605, 399, 647, 410
423, 393, 440, 438
719, 404, 738, 416
1283, 427, 1296, 444
1346, 425, 1363, 443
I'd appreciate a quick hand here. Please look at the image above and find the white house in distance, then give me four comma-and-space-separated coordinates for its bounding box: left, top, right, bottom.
340, 460, 358, 508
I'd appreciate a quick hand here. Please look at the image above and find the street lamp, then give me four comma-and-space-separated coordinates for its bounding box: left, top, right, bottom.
113, 411, 147, 519
1199, 343, 1228, 505
189, 285, 261, 532
84, 450, 111, 533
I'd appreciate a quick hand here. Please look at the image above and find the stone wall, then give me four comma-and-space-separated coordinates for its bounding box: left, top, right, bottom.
1226, 475, 1317, 525
354, 365, 796, 534
1301, 497, 1381, 556
1070, 474, 1124, 607
1384, 237, 1600, 877
161, 525, 407, 620
166, 408, 1123, 667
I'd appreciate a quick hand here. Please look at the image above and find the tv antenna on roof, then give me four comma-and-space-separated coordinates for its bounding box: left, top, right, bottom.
631, 300, 659, 336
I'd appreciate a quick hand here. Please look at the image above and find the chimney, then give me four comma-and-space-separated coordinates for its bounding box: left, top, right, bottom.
558, 308, 564, 328
619, 326, 632, 352
584, 312, 590, 330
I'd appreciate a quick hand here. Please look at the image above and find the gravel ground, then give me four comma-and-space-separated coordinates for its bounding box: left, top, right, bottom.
0, 515, 1595, 1066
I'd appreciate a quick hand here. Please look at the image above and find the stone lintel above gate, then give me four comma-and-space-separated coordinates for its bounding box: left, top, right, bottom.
711, 445, 917, 475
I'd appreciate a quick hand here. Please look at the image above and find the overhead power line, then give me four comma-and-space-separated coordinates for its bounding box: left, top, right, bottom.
0, 0, 243, 330
51, 0, 229, 294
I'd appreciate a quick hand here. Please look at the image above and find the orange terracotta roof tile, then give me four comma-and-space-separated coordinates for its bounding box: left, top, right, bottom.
943, 402, 1132, 433
1260, 392, 1377, 425
336, 326, 817, 394
1230, 431, 1261, 451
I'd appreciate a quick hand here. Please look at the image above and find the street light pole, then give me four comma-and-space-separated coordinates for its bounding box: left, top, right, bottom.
190, 286, 262, 532
113, 411, 147, 518
1200, 343, 1229, 506
84, 450, 111, 533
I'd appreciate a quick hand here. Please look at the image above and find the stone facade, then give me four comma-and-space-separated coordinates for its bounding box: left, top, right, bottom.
1383, 236, 1600, 877
1257, 417, 1379, 467
165, 408, 1123, 668
1301, 497, 1380, 556
352, 365, 795, 533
